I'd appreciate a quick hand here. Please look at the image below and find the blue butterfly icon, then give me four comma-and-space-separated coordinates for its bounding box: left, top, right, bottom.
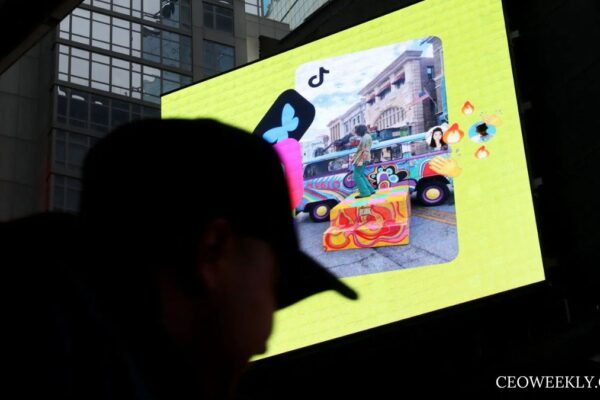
263, 103, 299, 144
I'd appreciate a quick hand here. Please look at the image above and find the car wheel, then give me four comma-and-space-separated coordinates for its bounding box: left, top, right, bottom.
417, 178, 449, 206
309, 201, 336, 222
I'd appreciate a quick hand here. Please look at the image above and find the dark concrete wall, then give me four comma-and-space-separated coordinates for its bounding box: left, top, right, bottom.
0, 31, 55, 221
0, 0, 82, 74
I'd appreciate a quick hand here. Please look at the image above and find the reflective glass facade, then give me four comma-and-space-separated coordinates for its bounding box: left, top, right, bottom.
83, 0, 192, 29
0, 0, 289, 219
202, 40, 235, 77
265, 0, 328, 29
58, 45, 191, 103
46, 1, 281, 212
59, 9, 192, 70
51, 0, 195, 212
203, 2, 234, 33
55, 85, 160, 133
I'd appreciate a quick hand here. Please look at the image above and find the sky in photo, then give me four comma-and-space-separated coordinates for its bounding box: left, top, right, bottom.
295, 38, 433, 143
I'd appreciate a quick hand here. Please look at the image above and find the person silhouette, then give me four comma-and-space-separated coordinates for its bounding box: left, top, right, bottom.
3, 119, 358, 400
351, 124, 377, 198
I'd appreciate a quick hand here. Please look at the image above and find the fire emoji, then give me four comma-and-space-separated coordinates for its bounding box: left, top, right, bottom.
443, 123, 465, 144
475, 146, 490, 159
461, 101, 474, 115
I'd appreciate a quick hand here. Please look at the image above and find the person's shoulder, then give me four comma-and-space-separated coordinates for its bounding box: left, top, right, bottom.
3, 211, 77, 233
2, 211, 77, 231
2, 213, 91, 396
2, 213, 150, 398
10, 213, 82, 268
3, 212, 79, 270
2, 211, 84, 305
2, 212, 90, 335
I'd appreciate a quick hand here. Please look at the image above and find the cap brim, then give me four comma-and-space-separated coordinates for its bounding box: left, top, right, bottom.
276, 250, 359, 309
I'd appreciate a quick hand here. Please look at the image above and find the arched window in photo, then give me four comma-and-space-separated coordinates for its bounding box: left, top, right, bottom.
376, 107, 405, 129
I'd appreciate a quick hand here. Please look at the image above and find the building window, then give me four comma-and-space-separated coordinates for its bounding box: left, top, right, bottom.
56, 86, 68, 123
90, 0, 111, 11
69, 90, 90, 128
112, 0, 132, 15
70, 9, 91, 45
393, 76, 405, 89
51, 174, 82, 212
244, 0, 260, 16
112, 18, 131, 55
59, 15, 70, 40
111, 99, 131, 128
180, 36, 192, 70
376, 107, 405, 129
82, 0, 191, 29
378, 86, 391, 100
112, 59, 131, 96
203, 2, 234, 33
142, 0, 191, 29
161, 31, 191, 69
55, 85, 160, 131
60, 10, 192, 70
142, 26, 161, 63
91, 13, 110, 50
142, 65, 161, 102
427, 66, 434, 80
203, 40, 235, 77
57, 45, 191, 104
53, 130, 98, 171
91, 95, 110, 131
329, 123, 340, 141
91, 53, 110, 91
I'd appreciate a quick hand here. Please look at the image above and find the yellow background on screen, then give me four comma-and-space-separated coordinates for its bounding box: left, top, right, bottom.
162, 0, 544, 358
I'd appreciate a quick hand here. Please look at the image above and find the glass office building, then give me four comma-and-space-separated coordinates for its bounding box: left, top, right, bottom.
0, 0, 288, 220
265, 0, 329, 30
51, 1, 192, 211
0, 0, 284, 217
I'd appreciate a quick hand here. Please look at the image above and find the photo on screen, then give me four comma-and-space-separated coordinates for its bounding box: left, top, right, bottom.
290, 38, 457, 278
162, 0, 545, 358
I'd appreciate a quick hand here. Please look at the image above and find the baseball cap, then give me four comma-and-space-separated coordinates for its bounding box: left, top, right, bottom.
79, 118, 358, 309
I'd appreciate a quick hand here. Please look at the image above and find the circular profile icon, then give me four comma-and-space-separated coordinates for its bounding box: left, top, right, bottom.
425, 124, 450, 151
468, 122, 496, 143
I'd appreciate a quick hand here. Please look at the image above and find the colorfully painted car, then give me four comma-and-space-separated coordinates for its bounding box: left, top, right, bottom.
298, 132, 452, 222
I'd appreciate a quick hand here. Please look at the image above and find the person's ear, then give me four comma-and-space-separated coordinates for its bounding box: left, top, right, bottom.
196, 218, 235, 290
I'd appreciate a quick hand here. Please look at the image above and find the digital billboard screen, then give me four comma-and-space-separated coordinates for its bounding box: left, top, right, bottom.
162, 0, 544, 358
